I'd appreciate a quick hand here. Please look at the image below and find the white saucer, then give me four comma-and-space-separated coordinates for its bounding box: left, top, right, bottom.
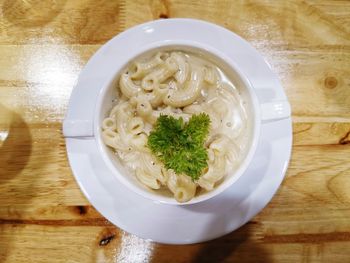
65, 19, 292, 244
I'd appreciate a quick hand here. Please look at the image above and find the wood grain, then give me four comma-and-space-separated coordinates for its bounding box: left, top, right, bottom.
0, 0, 125, 44
0, 0, 350, 262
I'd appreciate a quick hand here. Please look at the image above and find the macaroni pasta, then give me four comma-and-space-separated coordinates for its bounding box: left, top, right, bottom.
102, 51, 249, 202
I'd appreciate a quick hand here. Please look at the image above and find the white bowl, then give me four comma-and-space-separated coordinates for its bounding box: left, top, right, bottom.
63, 19, 290, 206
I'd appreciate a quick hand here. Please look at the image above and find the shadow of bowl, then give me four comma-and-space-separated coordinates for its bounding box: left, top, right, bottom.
0, 104, 32, 181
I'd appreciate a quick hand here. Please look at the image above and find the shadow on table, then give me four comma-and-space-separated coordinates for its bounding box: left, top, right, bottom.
190, 223, 270, 263
0, 104, 33, 261
150, 222, 270, 263
0, 104, 32, 181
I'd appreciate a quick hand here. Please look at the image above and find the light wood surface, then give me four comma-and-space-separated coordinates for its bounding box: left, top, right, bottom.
1, 0, 350, 262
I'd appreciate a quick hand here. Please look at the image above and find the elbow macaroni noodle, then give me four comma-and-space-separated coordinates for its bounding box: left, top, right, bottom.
102, 51, 249, 203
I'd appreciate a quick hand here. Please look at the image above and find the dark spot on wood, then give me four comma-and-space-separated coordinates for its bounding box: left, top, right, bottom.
60, 180, 68, 187
76, 206, 87, 215
324, 76, 338, 89
339, 130, 350, 145
159, 13, 168, 19
99, 234, 115, 246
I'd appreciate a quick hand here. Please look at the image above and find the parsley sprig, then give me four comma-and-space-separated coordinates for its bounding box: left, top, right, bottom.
147, 113, 210, 180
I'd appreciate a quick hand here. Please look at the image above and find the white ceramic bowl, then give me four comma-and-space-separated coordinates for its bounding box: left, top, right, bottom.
64, 19, 290, 206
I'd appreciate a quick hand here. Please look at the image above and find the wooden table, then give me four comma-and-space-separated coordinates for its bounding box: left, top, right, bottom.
1, 1, 350, 262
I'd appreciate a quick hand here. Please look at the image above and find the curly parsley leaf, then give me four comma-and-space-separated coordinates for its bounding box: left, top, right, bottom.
147, 113, 210, 180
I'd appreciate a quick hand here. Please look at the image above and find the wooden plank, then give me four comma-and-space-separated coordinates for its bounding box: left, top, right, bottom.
0, 205, 101, 221
123, 0, 350, 49
0, 224, 121, 263
305, 0, 350, 29
269, 51, 350, 119
2, 0, 349, 48
0, 123, 86, 206
0, 0, 125, 45
293, 123, 350, 146
0, 45, 99, 124
1, 223, 350, 263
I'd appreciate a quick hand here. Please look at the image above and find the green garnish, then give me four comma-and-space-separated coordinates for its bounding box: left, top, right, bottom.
147, 113, 210, 180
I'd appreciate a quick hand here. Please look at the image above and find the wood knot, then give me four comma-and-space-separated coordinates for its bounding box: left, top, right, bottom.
339, 130, 350, 145
324, 76, 338, 89
151, 0, 170, 19
99, 234, 115, 246
75, 206, 88, 215
159, 13, 169, 19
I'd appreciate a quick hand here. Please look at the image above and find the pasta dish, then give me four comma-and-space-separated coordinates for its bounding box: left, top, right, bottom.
101, 50, 249, 203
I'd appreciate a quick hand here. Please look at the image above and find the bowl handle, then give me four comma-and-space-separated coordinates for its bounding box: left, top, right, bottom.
63, 119, 94, 138
260, 101, 291, 123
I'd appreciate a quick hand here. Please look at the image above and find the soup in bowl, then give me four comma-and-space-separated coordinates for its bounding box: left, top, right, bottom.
95, 42, 261, 205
